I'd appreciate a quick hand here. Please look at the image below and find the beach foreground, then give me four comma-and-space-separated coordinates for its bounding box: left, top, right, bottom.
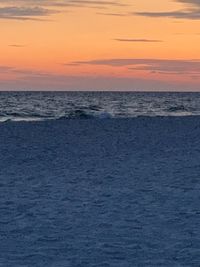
0, 117, 200, 266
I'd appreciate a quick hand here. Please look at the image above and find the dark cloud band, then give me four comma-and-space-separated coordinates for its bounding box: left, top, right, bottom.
69, 58, 200, 75
0, 0, 125, 20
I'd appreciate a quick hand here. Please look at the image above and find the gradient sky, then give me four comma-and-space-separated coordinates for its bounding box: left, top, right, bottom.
1, 0, 200, 91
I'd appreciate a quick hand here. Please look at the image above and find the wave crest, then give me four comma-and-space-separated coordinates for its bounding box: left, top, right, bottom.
167, 105, 188, 112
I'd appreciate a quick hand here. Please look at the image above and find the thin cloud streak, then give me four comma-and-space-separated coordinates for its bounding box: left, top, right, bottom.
97, 12, 127, 16
114, 38, 163, 43
9, 44, 26, 47
135, 10, 200, 20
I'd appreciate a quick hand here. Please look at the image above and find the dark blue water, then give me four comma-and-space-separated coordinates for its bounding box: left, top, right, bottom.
0, 92, 200, 266
0, 91, 200, 121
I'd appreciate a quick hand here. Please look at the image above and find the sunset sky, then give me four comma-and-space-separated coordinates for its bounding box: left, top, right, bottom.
1, 0, 200, 91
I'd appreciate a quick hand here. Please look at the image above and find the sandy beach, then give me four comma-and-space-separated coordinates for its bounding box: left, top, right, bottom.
0, 117, 200, 266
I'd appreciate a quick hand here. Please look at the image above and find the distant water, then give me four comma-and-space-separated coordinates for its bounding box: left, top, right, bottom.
0, 91, 200, 122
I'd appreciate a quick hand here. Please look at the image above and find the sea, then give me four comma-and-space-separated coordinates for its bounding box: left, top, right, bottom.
0, 91, 200, 266
0, 91, 200, 121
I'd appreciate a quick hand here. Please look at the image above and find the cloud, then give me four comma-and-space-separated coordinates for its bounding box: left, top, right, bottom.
5, 59, 200, 79
0, 72, 197, 91
0, 0, 125, 20
9, 44, 26, 47
177, 0, 200, 7
114, 38, 163, 43
97, 12, 127, 16
0, 6, 57, 20
69, 58, 200, 75
65, 0, 125, 7
135, 0, 200, 20
96, 0, 200, 20
1, 73, 199, 91
1, 63, 200, 91
0, 66, 14, 72
135, 10, 200, 20
0, 0, 125, 8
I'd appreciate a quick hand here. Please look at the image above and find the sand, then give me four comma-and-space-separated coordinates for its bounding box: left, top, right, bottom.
0, 117, 200, 266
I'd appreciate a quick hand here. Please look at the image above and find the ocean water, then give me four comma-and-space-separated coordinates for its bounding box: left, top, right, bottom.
0, 92, 200, 266
0, 91, 200, 121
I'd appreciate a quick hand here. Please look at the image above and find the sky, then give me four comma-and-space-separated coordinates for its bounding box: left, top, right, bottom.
1, 0, 200, 91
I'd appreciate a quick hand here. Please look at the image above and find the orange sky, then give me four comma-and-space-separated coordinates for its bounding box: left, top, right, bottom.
1, 0, 200, 90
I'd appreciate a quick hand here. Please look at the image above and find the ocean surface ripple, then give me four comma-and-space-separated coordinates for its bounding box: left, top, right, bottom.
0, 91, 200, 122
0, 117, 200, 266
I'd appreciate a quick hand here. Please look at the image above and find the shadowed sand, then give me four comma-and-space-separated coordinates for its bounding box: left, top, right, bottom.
0, 117, 200, 266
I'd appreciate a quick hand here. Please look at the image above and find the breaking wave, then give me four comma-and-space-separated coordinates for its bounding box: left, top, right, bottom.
0, 110, 113, 122
0, 91, 200, 122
